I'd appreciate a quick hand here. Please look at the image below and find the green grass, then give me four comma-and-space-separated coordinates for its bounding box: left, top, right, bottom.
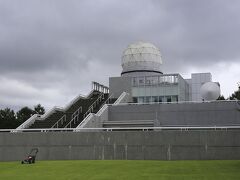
0, 160, 240, 180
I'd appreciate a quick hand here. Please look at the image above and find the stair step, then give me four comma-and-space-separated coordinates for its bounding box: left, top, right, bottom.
103, 120, 154, 128
28, 91, 109, 129
103, 120, 154, 124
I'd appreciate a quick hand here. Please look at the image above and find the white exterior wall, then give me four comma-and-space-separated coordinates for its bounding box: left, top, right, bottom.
109, 73, 216, 103
185, 79, 192, 101
190, 73, 212, 101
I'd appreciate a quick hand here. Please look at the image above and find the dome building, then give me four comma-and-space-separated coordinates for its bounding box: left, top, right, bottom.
109, 41, 220, 103
121, 41, 163, 77
200, 82, 221, 101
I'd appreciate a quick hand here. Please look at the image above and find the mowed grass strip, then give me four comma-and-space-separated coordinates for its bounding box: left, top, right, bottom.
0, 160, 240, 180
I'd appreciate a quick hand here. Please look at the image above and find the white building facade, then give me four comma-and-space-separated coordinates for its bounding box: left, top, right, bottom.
109, 41, 220, 102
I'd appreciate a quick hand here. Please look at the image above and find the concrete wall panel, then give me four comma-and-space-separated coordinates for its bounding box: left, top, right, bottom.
109, 101, 240, 126
0, 130, 240, 161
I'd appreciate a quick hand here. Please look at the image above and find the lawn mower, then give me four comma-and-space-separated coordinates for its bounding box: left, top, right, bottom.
21, 148, 39, 164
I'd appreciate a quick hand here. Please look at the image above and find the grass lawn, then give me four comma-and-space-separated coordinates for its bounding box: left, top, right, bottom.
0, 160, 240, 180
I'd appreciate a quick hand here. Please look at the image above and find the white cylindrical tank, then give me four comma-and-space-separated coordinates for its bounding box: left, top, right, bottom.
121, 41, 163, 77
200, 82, 220, 101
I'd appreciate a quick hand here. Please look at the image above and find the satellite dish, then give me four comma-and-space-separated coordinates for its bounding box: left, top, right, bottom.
200, 82, 220, 101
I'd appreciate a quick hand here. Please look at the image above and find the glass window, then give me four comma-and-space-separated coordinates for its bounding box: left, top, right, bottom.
131, 74, 179, 87
132, 97, 138, 103
152, 76, 158, 85
138, 97, 144, 103
174, 76, 178, 84
145, 76, 152, 85
152, 96, 158, 102
159, 76, 164, 84
145, 96, 151, 103
132, 77, 137, 86
159, 96, 163, 102
171, 96, 178, 102
166, 96, 171, 102
165, 76, 171, 84
138, 77, 145, 86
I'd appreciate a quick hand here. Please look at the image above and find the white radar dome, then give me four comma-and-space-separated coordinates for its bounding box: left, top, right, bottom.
200, 82, 220, 101
121, 41, 163, 76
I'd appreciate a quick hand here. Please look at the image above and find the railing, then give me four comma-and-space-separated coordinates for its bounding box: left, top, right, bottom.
96, 104, 108, 117
15, 90, 95, 130
113, 92, 129, 105
40, 106, 63, 120
83, 92, 105, 119
132, 74, 179, 87
64, 90, 93, 111
111, 99, 240, 106
3, 125, 240, 133
16, 107, 63, 129
102, 93, 113, 105
51, 115, 67, 128
64, 107, 82, 128
75, 94, 113, 129
16, 114, 41, 129
76, 113, 95, 129
92, 81, 109, 93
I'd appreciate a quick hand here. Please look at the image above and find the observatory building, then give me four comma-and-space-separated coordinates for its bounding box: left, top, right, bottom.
16, 41, 239, 132
3, 41, 240, 162
109, 41, 220, 103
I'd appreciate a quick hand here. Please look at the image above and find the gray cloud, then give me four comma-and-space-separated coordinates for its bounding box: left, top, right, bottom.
0, 0, 240, 110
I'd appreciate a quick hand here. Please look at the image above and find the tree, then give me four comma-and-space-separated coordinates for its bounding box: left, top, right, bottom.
34, 104, 45, 115
16, 106, 34, 123
0, 108, 16, 129
217, 95, 225, 100
229, 83, 240, 100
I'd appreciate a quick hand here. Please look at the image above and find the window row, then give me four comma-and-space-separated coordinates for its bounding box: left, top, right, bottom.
132, 75, 178, 87
132, 96, 178, 103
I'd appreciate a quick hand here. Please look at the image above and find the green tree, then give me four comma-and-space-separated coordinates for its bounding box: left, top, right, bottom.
34, 104, 45, 115
229, 83, 240, 100
217, 95, 225, 100
16, 106, 34, 124
0, 108, 16, 129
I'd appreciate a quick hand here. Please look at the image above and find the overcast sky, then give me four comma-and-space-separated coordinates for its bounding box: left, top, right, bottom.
0, 0, 240, 111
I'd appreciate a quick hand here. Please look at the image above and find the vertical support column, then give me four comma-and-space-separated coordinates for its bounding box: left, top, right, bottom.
96, 82, 99, 91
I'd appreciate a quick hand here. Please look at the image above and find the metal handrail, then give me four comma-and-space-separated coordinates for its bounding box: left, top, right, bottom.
40, 106, 63, 120
15, 91, 95, 130
111, 99, 240, 106
64, 90, 93, 111
104, 93, 114, 104
16, 114, 40, 129
4, 125, 240, 133
75, 94, 113, 129
83, 92, 105, 119
51, 115, 67, 128
96, 95, 113, 116
76, 113, 94, 128
113, 92, 128, 105
64, 107, 82, 128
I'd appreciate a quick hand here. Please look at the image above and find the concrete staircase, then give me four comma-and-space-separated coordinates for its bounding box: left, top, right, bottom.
64, 93, 110, 128
28, 91, 109, 129
30, 111, 65, 129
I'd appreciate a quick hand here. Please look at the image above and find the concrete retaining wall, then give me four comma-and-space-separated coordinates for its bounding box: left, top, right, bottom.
108, 101, 240, 126
0, 130, 240, 161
